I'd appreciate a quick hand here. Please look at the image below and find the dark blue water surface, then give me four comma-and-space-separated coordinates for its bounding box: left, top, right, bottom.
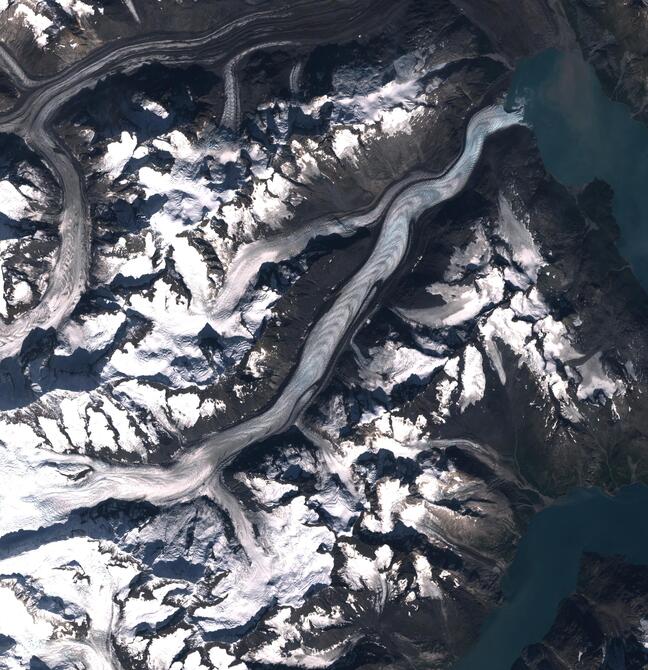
455, 485, 648, 670
506, 49, 648, 288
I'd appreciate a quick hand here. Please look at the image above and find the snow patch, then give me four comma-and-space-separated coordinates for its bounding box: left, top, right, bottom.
102, 132, 138, 180
577, 353, 625, 402
14, 4, 53, 47
459, 345, 485, 411
0, 180, 31, 220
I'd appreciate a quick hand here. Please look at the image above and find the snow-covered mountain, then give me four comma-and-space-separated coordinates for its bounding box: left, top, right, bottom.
1, 0, 648, 668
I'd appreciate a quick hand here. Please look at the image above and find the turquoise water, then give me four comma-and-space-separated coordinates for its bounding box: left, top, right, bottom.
455, 485, 648, 670
506, 49, 648, 287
